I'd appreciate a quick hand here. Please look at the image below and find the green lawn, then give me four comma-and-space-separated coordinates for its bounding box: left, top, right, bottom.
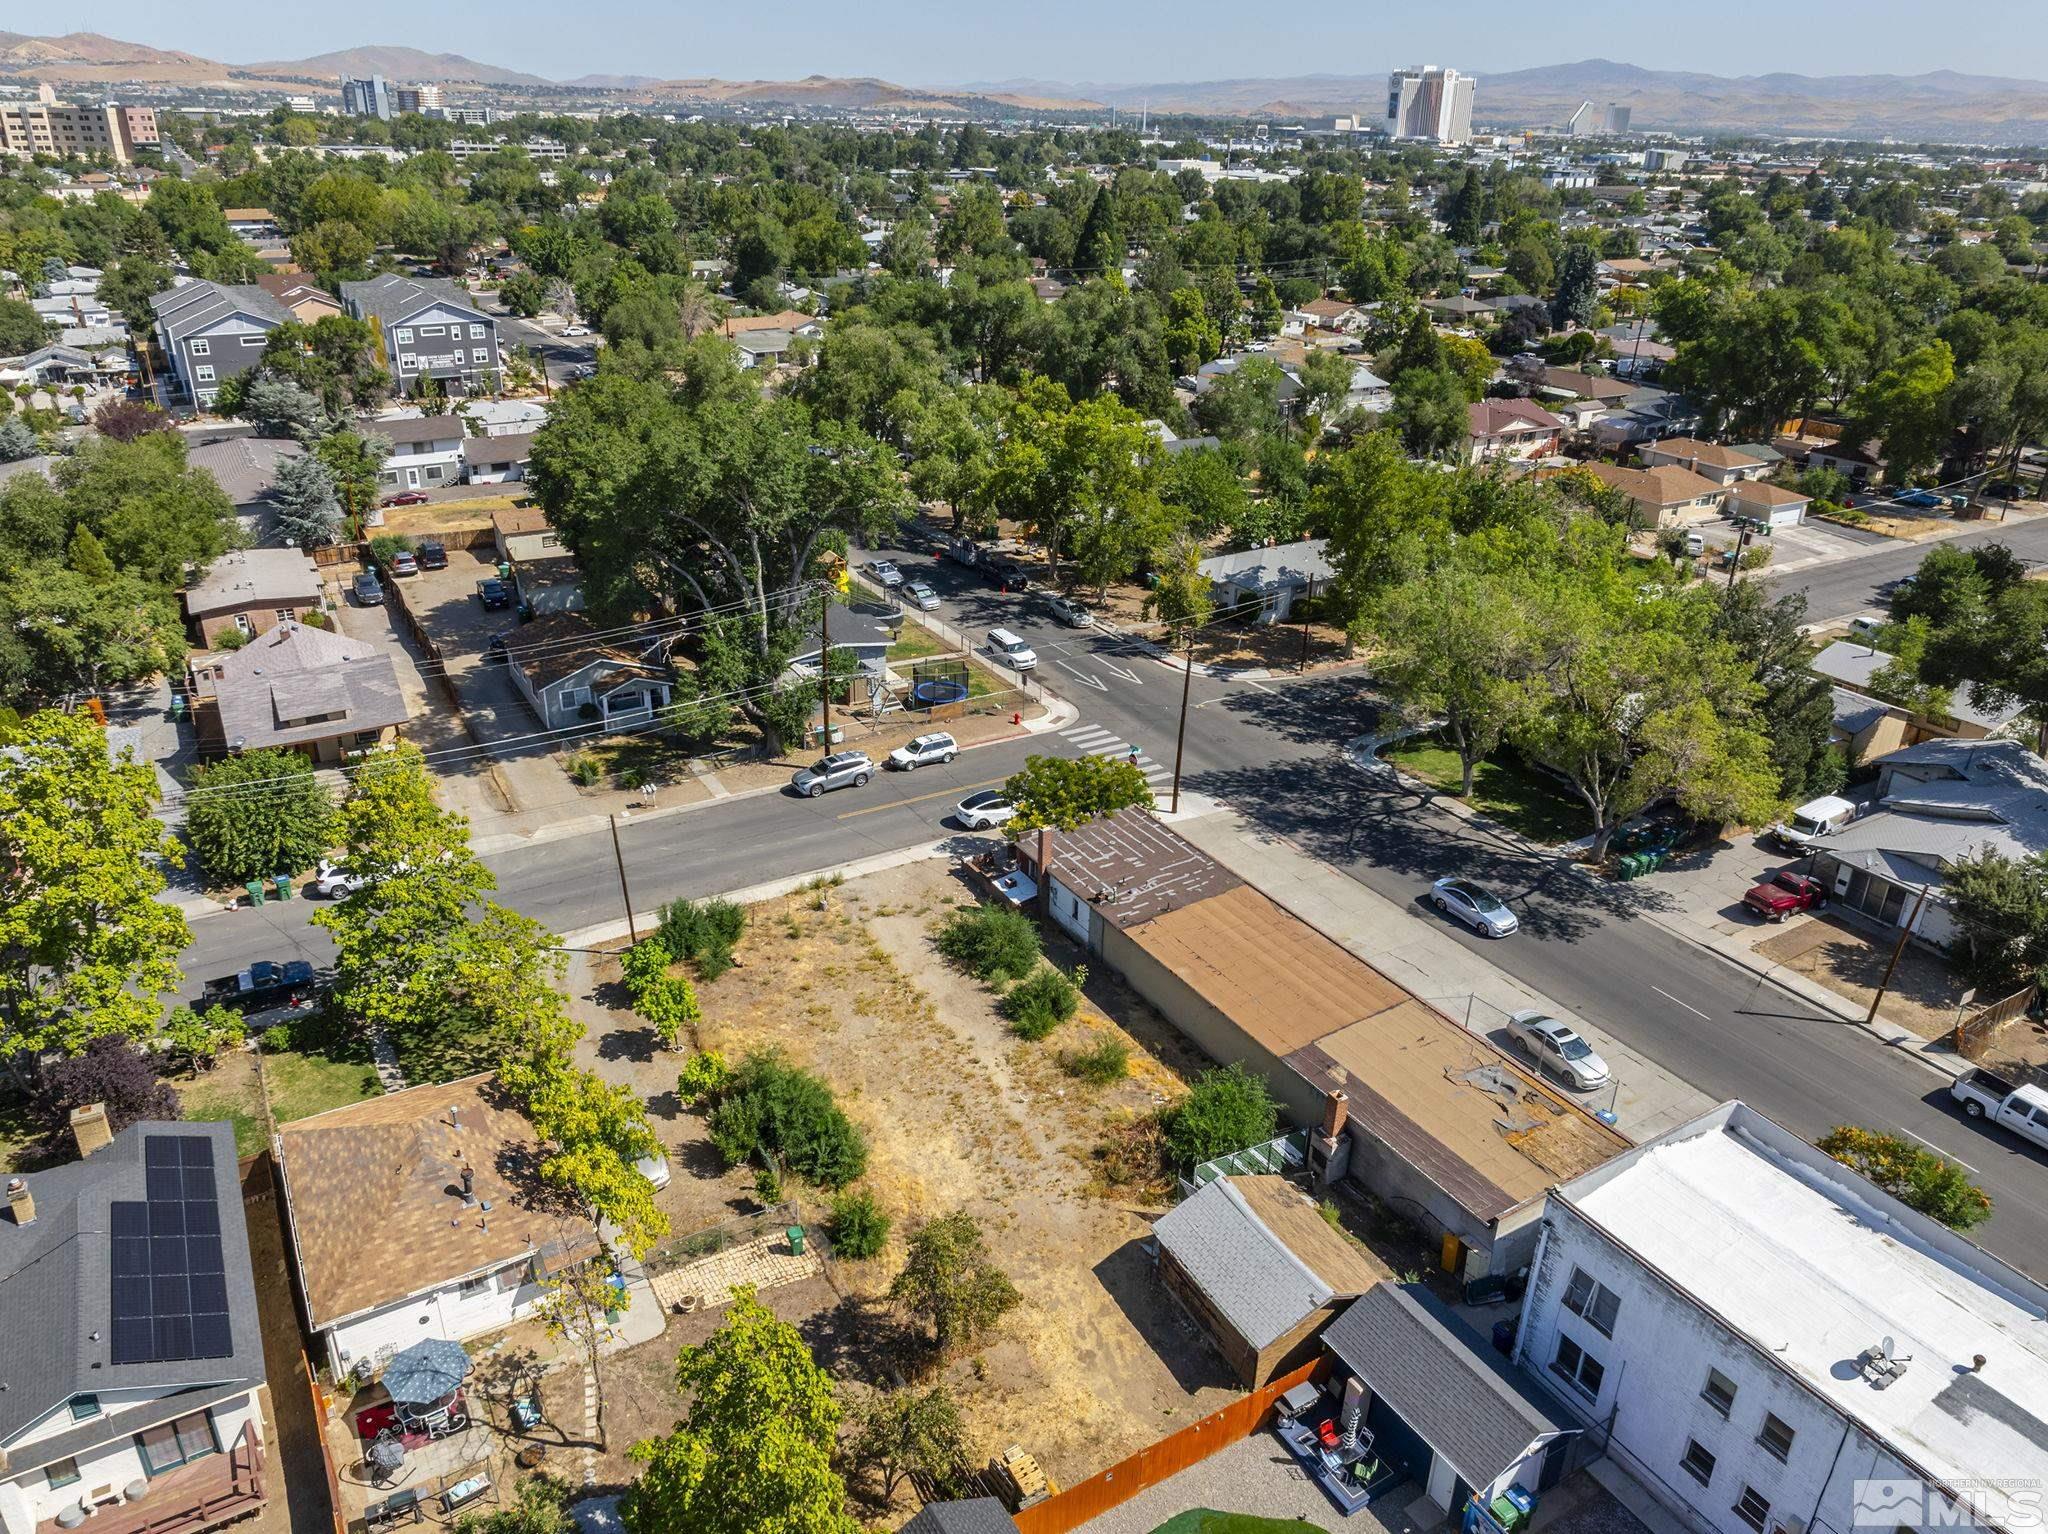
1383, 740, 1587, 845
266, 1047, 383, 1125
1150, 1512, 1325, 1534
886, 624, 951, 661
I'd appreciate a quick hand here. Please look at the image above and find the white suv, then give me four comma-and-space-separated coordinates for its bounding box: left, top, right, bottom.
888, 732, 958, 770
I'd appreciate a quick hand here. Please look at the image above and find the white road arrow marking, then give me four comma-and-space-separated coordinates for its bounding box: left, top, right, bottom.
1054, 660, 1109, 691
1098, 658, 1143, 686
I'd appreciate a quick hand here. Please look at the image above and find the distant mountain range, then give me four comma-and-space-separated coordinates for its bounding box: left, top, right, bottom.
5, 32, 2048, 142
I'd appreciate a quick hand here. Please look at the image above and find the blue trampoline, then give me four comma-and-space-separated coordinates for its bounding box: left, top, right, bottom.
911, 677, 970, 707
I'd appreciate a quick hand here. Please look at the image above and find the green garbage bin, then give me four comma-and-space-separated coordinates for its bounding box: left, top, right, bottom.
169, 694, 187, 722
786, 1225, 805, 1256
244, 880, 266, 907
272, 875, 293, 901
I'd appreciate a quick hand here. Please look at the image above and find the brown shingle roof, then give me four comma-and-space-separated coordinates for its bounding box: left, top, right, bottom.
1581, 459, 1726, 508
1468, 399, 1565, 439
502, 610, 665, 692
1645, 437, 1763, 472
274, 1074, 596, 1327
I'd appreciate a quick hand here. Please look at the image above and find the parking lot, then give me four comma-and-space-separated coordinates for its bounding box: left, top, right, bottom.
385, 547, 535, 747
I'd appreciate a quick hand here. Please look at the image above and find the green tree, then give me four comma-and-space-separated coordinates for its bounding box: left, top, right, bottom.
0, 560, 184, 705
1162, 1062, 1279, 1170
846, 1386, 972, 1503
54, 433, 237, 587
0, 710, 189, 1085
1163, 288, 1221, 375
1389, 367, 1471, 459
1551, 242, 1601, 330
890, 1210, 1021, 1354
182, 748, 338, 886
1142, 532, 1214, 639
0, 298, 50, 354
1849, 340, 1956, 484
315, 430, 389, 538
535, 1260, 628, 1450
503, 1044, 668, 1256
1708, 582, 1835, 798
1818, 1126, 1991, 1230
241, 376, 328, 441
1003, 752, 1153, 832
270, 451, 343, 547
1943, 849, 2048, 991
622, 1289, 857, 1534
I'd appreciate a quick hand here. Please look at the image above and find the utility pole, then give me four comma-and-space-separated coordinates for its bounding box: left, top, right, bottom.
1864, 883, 1931, 1026
1169, 628, 1195, 814
608, 813, 638, 944
818, 591, 831, 749
1724, 523, 1754, 593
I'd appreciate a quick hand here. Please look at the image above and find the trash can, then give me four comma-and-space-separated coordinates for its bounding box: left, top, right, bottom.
244, 880, 266, 907
271, 875, 293, 901
168, 694, 187, 722
786, 1225, 805, 1256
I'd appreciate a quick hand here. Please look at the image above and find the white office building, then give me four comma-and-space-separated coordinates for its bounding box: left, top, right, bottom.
1385, 66, 1475, 145
1515, 1101, 2048, 1534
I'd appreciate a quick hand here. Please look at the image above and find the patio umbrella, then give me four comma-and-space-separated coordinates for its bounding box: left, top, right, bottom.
381, 1338, 472, 1405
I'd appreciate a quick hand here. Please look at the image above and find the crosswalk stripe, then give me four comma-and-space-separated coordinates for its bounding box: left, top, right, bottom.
1065, 731, 1118, 750
1062, 724, 1115, 741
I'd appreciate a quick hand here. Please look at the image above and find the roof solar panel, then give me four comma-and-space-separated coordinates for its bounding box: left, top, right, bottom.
150, 1200, 184, 1235
182, 1165, 216, 1201
145, 1163, 182, 1201
111, 1136, 236, 1365
187, 1236, 223, 1276
189, 1272, 228, 1314
150, 1235, 187, 1275
144, 1136, 180, 1167
154, 1313, 193, 1362
110, 1315, 154, 1365
111, 1236, 150, 1276
189, 1314, 233, 1359
184, 1201, 219, 1236
110, 1201, 148, 1238
152, 1274, 190, 1315
179, 1137, 210, 1167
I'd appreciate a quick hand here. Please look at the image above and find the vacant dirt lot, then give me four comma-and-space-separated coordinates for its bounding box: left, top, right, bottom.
564, 859, 1241, 1494
1756, 913, 1970, 1039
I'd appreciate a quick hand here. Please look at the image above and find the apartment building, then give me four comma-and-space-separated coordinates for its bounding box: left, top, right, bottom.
0, 102, 158, 166
148, 280, 294, 408
1385, 66, 1475, 144
340, 274, 501, 397
395, 85, 445, 115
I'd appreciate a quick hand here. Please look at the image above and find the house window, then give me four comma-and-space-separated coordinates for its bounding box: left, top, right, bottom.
69, 1394, 101, 1421
419, 325, 445, 337
559, 687, 590, 710
458, 1274, 491, 1298
1734, 1488, 1771, 1533
353, 730, 381, 746
395, 328, 412, 344
1679, 1440, 1716, 1487
195, 364, 215, 383
137, 1412, 218, 1476
234, 613, 254, 636
1757, 1414, 1795, 1463
274, 608, 295, 624
240, 334, 265, 347
399, 355, 416, 370
469, 324, 486, 339
1701, 1369, 1738, 1418
472, 348, 489, 364
1551, 1335, 1605, 1401
1561, 1269, 1621, 1337
46, 1458, 81, 1489
189, 338, 210, 356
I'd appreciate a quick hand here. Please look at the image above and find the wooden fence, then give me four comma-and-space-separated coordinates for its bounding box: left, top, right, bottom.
1009, 1359, 1326, 1534
1955, 985, 2038, 1059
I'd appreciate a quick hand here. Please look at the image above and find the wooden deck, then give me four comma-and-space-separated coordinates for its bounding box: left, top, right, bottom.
37, 1432, 265, 1534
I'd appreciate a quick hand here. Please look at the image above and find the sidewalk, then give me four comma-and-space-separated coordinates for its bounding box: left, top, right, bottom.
1171, 808, 1718, 1140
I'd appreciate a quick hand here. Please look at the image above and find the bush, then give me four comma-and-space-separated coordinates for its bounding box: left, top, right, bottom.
1002, 963, 1085, 1040
707, 1050, 867, 1188
656, 896, 748, 981
1818, 1125, 1991, 1229
212, 627, 250, 651
367, 533, 414, 568
568, 755, 601, 786
261, 1023, 294, 1053
638, 975, 700, 1048
677, 1050, 732, 1105
753, 1164, 783, 1203
828, 1189, 890, 1259
1162, 1063, 1280, 1171
1061, 1036, 1129, 1085
620, 939, 670, 996
936, 904, 1041, 983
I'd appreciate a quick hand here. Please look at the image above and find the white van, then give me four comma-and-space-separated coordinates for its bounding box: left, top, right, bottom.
1683, 530, 1707, 556
1767, 794, 1858, 852
987, 627, 1038, 671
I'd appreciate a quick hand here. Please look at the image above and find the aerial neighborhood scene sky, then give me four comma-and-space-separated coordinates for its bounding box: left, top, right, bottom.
5, 10, 2048, 1534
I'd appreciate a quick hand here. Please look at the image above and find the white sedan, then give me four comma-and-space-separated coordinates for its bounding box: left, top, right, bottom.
1429, 877, 1519, 937
561, 324, 590, 337
955, 790, 1017, 831
1505, 1010, 1610, 1091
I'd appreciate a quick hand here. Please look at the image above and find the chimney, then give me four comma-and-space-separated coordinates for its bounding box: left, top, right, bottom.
1034, 826, 1054, 878
6, 1178, 33, 1226
70, 1103, 113, 1158
459, 1164, 476, 1205
1320, 1090, 1349, 1140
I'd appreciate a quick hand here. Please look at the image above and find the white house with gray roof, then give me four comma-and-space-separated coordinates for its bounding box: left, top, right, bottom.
148, 281, 294, 409
189, 621, 408, 764
340, 275, 500, 398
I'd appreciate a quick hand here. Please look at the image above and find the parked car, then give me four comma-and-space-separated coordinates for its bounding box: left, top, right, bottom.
955, 790, 1017, 831
383, 490, 430, 507
1985, 480, 2026, 501
562, 324, 590, 337
791, 750, 873, 797
388, 549, 419, 578
1951, 1068, 2048, 1149
1046, 594, 1094, 627
1505, 1010, 1610, 1091
1766, 794, 1857, 852
1429, 877, 1519, 937
984, 555, 1028, 591
570, 364, 596, 381
868, 559, 904, 589
986, 627, 1038, 670
1893, 488, 1942, 509
476, 577, 513, 610
905, 580, 941, 611
352, 571, 385, 606
310, 861, 364, 899
415, 539, 449, 571
888, 732, 958, 770
202, 960, 319, 1014
1742, 869, 1827, 922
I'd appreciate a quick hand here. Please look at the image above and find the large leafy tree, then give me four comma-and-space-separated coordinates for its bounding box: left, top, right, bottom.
1707, 582, 1835, 799
1003, 753, 1154, 833
51, 433, 239, 588
623, 1290, 858, 1534
890, 1210, 1021, 1355
0, 710, 189, 1087
182, 747, 338, 886
0, 552, 184, 706
1943, 848, 2048, 991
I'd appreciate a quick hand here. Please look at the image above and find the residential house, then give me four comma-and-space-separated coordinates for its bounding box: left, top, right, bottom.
503, 538, 582, 616
1810, 737, 2048, 943
1423, 295, 1494, 322
183, 437, 306, 538
461, 432, 532, 484
457, 398, 548, 437
182, 548, 324, 648
148, 282, 293, 408
1192, 355, 1305, 414
1466, 399, 1566, 464
1152, 1174, 1385, 1386
31, 295, 113, 332
1724, 479, 1811, 528
1810, 639, 2021, 742
1010, 812, 1630, 1280
188, 622, 408, 764
1515, 1100, 2048, 1534
489, 504, 552, 561
1590, 393, 1704, 453
368, 414, 465, 493
274, 1075, 600, 1378
731, 328, 795, 370
221, 209, 280, 242
787, 602, 894, 684
0, 1117, 270, 1534
3, 341, 131, 393
1298, 295, 1371, 333
1316, 1284, 1573, 1520
1577, 460, 1727, 526
1637, 437, 1770, 486
250, 273, 342, 324
1198, 537, 1334, 624
501, 612, 672, 731
340, 274, 501, 397
1826, 687, 1911, 764
901, 1504, 1020, 1534
718, 310, 822, 343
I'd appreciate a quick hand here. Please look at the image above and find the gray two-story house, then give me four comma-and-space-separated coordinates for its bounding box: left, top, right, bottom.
149, 281, 295, 409
340, 275, 500, 399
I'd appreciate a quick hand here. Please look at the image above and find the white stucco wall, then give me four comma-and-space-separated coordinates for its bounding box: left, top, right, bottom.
324, 1263, 539, 1378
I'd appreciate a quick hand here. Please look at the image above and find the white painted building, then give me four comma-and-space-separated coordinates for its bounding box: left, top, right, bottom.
1515, 1102, 2048, 1534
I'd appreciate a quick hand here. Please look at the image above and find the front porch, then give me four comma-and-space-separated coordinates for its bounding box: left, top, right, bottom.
36, 1430, 264, 1534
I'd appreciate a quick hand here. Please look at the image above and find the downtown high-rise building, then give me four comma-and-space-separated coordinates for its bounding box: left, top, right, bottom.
395, 84, 445, 115
1384, 65, 1475, 145
339, 74, 393, 120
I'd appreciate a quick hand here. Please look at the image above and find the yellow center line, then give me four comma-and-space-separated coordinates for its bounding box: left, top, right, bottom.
836, 774, 1011, 820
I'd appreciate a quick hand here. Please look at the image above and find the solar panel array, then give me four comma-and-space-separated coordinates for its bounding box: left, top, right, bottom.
108, 1136, 232, 1366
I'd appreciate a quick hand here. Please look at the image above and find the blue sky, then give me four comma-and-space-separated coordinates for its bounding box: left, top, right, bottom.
60, 1, 2048, 86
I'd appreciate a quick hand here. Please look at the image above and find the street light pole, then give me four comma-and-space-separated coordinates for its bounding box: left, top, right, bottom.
1169, 628, 1194, 814
819, 592, 831, 750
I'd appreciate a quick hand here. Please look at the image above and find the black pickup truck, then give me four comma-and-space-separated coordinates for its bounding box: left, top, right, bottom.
202, 960, 319, 1014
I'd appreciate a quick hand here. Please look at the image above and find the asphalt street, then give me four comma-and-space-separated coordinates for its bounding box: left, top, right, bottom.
1769, 509, 2048, 621
174, 521, 2048, 1273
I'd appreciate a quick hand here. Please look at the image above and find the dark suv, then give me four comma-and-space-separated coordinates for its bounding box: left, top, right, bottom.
416, 538, 449, 570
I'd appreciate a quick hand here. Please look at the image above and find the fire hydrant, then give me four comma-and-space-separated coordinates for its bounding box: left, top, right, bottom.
1012, 711, 1022, 725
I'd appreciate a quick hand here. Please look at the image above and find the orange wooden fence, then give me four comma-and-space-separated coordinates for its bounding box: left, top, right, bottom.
1010, 1359, 1327, 1534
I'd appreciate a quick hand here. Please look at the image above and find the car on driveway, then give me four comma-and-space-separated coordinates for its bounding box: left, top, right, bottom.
310, 861, 364, 899
1505, 1010, 1610, 1090
383, 490, 430, 507
1046, 593, 1094, 627
562, 324, 590, 337
955, 790, 1017, 831
388, 549, 419, 578
415, 539, 448, 571
868, 559, 904, 589
888, 732, 957, 770
1742, 869, 1827, 922
905, 580, 941, 611
1429, 877, 1519, 937
1892, 488, 1943, 509
792, 750, 873, 797
352, 570, 385, 606
476, 577, 513, 609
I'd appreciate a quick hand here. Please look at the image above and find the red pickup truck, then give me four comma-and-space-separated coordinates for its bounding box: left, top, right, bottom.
1743, 870, 1827, 922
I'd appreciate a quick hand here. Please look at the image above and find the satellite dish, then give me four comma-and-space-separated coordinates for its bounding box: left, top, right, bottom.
1881, 1335, 1896, 1359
